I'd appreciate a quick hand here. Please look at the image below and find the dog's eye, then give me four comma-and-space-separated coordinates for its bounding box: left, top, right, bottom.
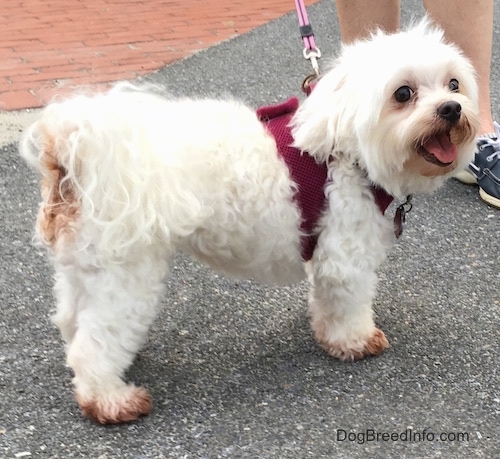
448, 78, 459, 92
394, 86, 414, 103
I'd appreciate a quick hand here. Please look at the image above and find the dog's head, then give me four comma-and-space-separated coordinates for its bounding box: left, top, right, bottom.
291, 18, 480, 197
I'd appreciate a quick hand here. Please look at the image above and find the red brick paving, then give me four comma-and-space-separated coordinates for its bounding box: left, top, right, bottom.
0, 0, 320, 111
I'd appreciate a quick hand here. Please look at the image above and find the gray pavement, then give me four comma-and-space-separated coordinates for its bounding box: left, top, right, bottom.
1, 1, 499, 457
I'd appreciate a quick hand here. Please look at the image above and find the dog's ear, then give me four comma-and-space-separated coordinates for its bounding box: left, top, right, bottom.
291, 64, 350, 163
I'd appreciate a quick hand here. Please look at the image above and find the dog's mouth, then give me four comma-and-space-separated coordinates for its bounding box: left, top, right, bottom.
417, 131, 457, 167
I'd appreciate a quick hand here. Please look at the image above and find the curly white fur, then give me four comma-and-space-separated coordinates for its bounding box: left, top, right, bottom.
20, 18, 479, 424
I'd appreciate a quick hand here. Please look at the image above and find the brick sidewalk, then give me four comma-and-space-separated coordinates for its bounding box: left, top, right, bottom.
0, 0, 320, 111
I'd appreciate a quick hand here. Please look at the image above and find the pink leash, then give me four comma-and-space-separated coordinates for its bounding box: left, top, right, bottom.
294, 0, 321, 78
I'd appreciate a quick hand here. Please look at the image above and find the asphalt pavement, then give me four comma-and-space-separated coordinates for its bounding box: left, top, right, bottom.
0, 1, 499, 458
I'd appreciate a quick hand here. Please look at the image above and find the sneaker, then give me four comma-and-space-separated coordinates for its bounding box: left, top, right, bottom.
454, 128, 499, 185
468, 122, 500, 209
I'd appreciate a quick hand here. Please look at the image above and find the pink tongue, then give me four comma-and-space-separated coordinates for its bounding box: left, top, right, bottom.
423, 133, 457, 163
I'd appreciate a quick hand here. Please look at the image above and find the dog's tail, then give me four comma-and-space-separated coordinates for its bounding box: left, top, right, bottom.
20, 84, 207, 259
20, 99, 86, 252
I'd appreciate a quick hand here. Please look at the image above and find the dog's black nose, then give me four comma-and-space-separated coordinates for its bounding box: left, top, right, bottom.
437, 101, 462, 123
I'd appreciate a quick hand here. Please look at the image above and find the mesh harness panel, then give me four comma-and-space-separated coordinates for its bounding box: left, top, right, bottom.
257, 97, 394, 261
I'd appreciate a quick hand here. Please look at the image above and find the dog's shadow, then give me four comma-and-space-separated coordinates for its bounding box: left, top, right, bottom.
123, 255, 398, 420
123, 237, 484, 423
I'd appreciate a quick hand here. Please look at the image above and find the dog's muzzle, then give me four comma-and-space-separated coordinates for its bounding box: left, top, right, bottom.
416, 101, 464, 167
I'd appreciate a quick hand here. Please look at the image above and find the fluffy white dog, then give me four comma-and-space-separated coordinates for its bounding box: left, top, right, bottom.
20, 19, 479, 424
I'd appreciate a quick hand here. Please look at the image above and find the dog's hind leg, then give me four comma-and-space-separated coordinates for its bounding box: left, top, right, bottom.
51, 269, 82, 345
60, 249, 169, 424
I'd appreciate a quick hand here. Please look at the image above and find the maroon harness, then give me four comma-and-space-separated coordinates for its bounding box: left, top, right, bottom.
257, 97, 394, 261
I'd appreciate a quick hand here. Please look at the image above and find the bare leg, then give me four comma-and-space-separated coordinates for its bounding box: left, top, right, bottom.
424, 0, 494, 135
334, 0, 400, 43
335, 0, 494, 135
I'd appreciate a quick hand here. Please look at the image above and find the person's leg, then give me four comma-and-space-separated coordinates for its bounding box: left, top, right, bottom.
334, 0, 400, 43
424, 0, 494, 135
424, 0, 500, 208
336, 0, 494, 137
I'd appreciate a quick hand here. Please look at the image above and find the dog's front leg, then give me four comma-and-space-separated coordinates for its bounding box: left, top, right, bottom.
58, 251, 169, 424
305, 163, 394, 361
306, 260, 388, 361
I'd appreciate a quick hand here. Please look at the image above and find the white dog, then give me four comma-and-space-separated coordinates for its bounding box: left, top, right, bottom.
20, 19, 479, 424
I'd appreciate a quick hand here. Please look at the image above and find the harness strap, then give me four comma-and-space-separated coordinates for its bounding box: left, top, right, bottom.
257, 98, 327, 261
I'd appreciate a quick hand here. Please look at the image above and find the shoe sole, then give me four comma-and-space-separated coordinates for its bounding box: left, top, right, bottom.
479, 187, 500, 209
454, 169, 477, 185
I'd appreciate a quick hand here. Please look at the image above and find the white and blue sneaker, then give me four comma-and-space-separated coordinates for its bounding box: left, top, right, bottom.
455, 122, 500, 209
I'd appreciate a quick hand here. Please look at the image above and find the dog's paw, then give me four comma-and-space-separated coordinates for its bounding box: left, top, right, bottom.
315, 327, 389, 361
75, 384, 152, 424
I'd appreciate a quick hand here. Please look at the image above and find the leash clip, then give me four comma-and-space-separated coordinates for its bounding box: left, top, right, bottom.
303, 47, 321, 77
295, 0, 321, 84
